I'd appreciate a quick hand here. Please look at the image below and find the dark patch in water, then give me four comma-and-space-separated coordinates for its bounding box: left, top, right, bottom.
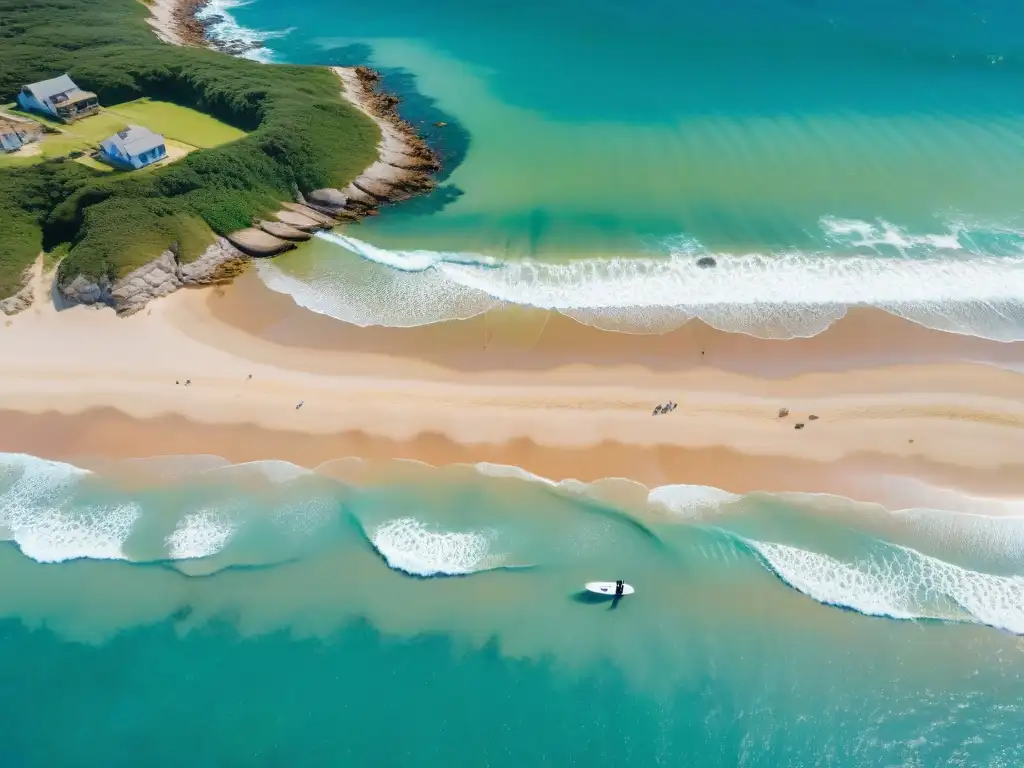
546, 491, 667, 550
316, 43, 471, 188
571, 590, 627, 611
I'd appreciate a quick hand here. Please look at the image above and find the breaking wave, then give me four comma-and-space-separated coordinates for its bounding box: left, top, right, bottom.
196, 0, 293, 63
2, 451, 1022, 633
259, 218, 1024, 340
748, 538, 1024, 634
367, 517, 507, 576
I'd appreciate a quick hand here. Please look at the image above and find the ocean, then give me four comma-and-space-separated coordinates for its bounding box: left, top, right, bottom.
212, 0, 1024, 338
0, 453, 1022, 765
3, 2, 1023, 764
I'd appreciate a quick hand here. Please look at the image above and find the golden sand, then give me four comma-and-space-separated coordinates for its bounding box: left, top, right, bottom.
1, 268, 1023, 513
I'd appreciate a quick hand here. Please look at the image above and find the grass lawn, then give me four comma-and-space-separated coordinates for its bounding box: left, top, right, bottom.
74, 155, 116, 172
2, 106, 132, 166
104, 98, 247, 148
2, 99, 244, 168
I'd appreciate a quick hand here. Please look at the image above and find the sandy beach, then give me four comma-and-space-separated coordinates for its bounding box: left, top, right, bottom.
2, 265, 1023, 512
8, 0, 1024, 511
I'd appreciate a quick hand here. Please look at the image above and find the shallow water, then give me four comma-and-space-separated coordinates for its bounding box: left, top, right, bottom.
1, 453, 1022, 764
217, 0, 1024, 338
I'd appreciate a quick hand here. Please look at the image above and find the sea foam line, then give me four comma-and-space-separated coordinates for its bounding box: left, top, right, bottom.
196, 0, 293, 63
291, 218, 1024, 340
747, 538, 1024, 634
368, 517, 506, 577
4, 450, 1024, 628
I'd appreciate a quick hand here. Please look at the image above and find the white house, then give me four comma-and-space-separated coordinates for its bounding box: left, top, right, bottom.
17, 74, 99, 123
99, 125, 167, 169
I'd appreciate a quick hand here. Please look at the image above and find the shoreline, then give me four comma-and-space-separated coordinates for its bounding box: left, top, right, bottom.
145, 0, 438, 215
1, 274, 1023, 514
56, 0, 438, 315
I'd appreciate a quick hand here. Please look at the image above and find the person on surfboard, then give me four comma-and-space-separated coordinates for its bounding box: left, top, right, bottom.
615, 580, 624, 598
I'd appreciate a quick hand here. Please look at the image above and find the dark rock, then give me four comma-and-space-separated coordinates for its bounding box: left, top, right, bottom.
808, 414, 819, 421
697, 257, 717, 269
794, 423, 805, 430
778, 408, 789, 418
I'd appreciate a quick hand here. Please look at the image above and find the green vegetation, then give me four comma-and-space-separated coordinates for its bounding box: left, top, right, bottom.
106, 98, 247, 148
1, 106, 136, 166
0, 161, 93, 295
0, 0, 379, 296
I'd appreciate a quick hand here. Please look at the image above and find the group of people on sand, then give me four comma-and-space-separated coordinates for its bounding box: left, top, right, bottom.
653, 401, 677, 415
174, 374, 304, 410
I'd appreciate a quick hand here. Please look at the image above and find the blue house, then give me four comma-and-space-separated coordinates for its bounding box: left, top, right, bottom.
17, 74, 99, 123
99, 125, 167, 169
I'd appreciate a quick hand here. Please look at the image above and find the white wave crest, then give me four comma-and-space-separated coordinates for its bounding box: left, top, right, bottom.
195, 0, 292, 63
288, 218, 1024, 340
0, 454, 140, 563
749, 539, 1024, 634
370, 517, 502, 576
649, 484, 741, 518
166, 509, 237, 560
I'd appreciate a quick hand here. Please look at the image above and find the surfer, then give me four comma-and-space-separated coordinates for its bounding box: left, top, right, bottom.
615, 580, 624, 598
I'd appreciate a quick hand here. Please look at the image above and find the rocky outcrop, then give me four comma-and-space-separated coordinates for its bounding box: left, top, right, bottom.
225, 228, 296, 257
273, 210, 323, 232
60, 237, 247, 316
258, 220, 312, 241
0, 272, 33, 316
304, 188, 349, 213
279, 202, 338, 226
697, 257, 717, 268
325, 66, 441, 213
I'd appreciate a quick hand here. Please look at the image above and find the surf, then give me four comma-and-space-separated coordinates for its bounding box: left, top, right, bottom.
3, 451, 1022, 636
258, 217, 1024, 341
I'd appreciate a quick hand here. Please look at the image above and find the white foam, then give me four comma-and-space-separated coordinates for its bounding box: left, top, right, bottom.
473, 462, 557, 486
821, 216, 964, 253
293, 217, 1024, 340
749, 538, 1024, 633
166, 509, 236, 560
648, 484, 741, 518
195, 0, 292, 63
0, 454, 141, 563
317, 232, 497, 273
256, 257, 498, 327
15, 503, 141, 564
370, 517, 501, 576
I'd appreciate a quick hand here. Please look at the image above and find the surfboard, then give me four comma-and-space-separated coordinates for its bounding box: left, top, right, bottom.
584, 581, 635, 596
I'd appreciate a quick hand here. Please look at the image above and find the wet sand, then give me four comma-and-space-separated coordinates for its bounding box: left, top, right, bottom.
1, 269, 1023, 512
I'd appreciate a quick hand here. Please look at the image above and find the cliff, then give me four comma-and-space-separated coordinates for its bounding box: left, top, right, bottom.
61, 238, 247, 315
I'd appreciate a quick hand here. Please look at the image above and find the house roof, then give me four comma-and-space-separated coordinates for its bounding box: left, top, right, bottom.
52, 89, 97, 106
24, 74, 78, 101
104, 125, 165, 157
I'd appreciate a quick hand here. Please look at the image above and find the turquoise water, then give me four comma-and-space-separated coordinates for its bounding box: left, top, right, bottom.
6, 5, 1024, 763
1, 453, 1023, 764
215, 0, 1024, 337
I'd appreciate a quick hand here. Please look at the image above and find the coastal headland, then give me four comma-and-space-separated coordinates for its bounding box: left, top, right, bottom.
0, 0, 437, 315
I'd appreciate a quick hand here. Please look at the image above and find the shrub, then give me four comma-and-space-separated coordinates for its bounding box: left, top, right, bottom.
0, 0, 380, 294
